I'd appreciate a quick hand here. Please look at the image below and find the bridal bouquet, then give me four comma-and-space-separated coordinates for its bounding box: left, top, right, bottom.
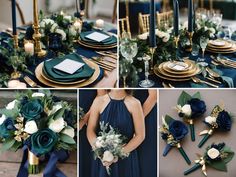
184, 143, 234, 176
93, 121, 130, 175
198, 105, 232, 148
175, 91, 206, 141
0, 90, 76, 176
160, 115, 191, 164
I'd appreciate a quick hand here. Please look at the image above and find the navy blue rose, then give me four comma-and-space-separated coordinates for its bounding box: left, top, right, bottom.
216, 111, 232, 131
0, 117, 15, 138
169, 120, 188, 140
188, 98, 206, 118
64, 109, 75, 127
20, 96, 29, 106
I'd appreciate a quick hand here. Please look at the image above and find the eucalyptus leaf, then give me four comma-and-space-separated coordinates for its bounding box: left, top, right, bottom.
60, 134, 76, 144
192, 92, 201, 99
0, 108, 19, 118
0, 139, 16, 153
53, 108, 65, 120
177, 91, 192, 106
222, 147, 234, 164
10, 141, 22, 152
165, 115, 175, 126
209, 160, 227, 171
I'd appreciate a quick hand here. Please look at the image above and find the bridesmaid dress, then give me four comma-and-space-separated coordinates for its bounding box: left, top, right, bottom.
134, 90, 157, 177
79, 90, 98, 177
91, 95, 141, 177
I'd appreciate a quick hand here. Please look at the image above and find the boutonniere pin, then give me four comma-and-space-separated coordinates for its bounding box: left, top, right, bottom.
175, 91, 206, 141
198, 105, 232, 148
184, 143, 234, 176
160, 115, 191, 164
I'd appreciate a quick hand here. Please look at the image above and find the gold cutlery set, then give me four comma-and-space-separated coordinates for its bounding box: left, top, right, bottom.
211, 56, 236, 69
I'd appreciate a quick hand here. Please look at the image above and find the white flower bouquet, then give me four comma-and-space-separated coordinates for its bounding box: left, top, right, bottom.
93, 121, 130, 175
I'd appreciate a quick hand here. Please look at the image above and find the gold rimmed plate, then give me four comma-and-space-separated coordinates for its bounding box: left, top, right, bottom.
158, 62, 201, 79
163, 60, 195, 75
35, 59, 101, 88
154, 65, 192, 81
166, 61, 189, 71
77, 37, 117, 50
208, 40, 227, 47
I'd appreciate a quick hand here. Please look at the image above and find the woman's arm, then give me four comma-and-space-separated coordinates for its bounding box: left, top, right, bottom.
86, 98, 101, 147
79, 90, 107, 130
142, 89, 158, 117
122, 99, 145, 154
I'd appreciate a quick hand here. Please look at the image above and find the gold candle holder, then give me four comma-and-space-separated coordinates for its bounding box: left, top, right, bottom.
186, 31, 194, 52
13, 34, 19, 49
149, 47, 156, 74
33, 0, 46, 58
174, 35, 180, 49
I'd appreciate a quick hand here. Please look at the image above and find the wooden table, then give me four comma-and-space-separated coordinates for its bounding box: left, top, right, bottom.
0, 90, 77, 177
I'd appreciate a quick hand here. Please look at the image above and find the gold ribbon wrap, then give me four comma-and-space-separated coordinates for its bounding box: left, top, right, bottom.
199, 129, 214, 136
195, 157, 207, 176
28, 150, 39, 165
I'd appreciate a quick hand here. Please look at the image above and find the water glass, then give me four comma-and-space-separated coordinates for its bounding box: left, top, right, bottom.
191, 44, 200, 57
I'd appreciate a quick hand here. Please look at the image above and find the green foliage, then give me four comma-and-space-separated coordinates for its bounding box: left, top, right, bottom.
178, 91, 201, 106
60, 134, 76, 144
0, 139, 16, 153
164, 115, 175, 126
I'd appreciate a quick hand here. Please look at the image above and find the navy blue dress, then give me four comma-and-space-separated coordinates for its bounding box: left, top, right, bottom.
79, 90, 97, 177
91, 95, 141, 177
134, 90, 157, 177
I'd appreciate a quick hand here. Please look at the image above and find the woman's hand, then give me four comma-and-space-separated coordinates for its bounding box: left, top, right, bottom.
79, 112, 90, 130
102, 157, 118, 167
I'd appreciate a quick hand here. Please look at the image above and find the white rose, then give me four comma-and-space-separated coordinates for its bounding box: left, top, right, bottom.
50, 23, 58, 33
24, 120, 38, 134
40, 21, 46, 28
205, 116, 217, 124
162, 33, 170, 42
69, 26, 77, 36
102, 151, 114, 162
64, 16, 72, 21
44, 19, 55, 25
49, 117, 66, 133
55, 29, 66, 41
209, 27, 216, 34
48, 104, 63, 116
61, 126, 75, 138
204, 26, 208, 32
207, 148, 220, 159
32, 92, 45, 98
95, 139, 105, 148
138, 32, 148, 40
0, 114, 6, 125
181, 104, 192, 117
6, 100, 18, 110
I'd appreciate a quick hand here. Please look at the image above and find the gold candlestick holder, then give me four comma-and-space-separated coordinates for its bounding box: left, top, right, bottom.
13, 35, 19, 49
33, 0, 46, 58
174, 35, 180, 49
149, 47, 156, 74
186, 31, 194, 52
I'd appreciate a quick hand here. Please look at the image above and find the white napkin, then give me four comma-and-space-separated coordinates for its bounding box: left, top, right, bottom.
54, 59, 84, 74
85, 32, 110, 42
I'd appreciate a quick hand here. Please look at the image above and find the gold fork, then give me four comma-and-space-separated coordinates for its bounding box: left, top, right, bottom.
24, 76, 41, 88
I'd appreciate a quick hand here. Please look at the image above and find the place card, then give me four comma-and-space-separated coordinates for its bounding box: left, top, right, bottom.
85, 32, 110, 42
54, 59, 84, 74
168, 62, 189, 71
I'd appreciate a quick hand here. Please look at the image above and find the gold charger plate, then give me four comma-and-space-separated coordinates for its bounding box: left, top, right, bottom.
158, 62, 200, 78
35, 59, 101, 88
162, 60, 195, 75
208, 40, 233, 49
77, 37, 117, 50
206, 46, 236, 54
154, 65, 192, 81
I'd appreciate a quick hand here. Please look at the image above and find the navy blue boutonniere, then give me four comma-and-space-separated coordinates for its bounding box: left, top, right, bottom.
198, 105, 232, 148
160, 115, 191, 165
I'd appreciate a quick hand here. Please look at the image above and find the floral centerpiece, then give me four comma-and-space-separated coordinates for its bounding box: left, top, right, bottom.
198, 105, 232, 148
93, 122, 130, 175
0, 90, 76, 176
39, 11, 82, 53
160, 115, 191, 165
184, 143, 234, 176
175, 91, 206, 141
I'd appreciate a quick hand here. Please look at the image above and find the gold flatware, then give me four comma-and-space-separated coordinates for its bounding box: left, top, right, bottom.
24, 76, 41, 88
206, 67, 221, 78
168, 83, 175, 88
92, 56, 116, 65
91, 60, 113, 71
206, 76, 222, 84
95, 51, 117, 59
191, 77, 219, 88
162, 82, 170, 88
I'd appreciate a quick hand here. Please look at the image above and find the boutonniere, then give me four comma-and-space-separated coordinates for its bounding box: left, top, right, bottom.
160, 115, 191, 164
198, 105, 232, 148
175, 91, 206, 141
184, 143, 234, 176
